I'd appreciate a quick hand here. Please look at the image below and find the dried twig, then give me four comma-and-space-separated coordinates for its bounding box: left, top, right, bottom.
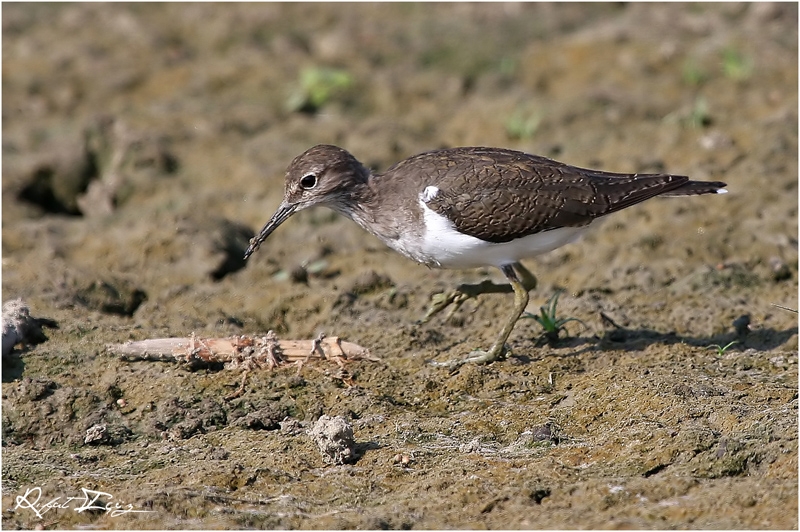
108, 332, 376, 369
109, 332, 377, 396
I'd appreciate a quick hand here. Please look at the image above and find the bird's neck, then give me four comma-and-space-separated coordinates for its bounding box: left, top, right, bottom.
327, 170, 377, 225
331, 170, 423, 252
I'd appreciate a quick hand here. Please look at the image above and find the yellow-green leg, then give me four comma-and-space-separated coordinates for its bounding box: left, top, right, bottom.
429, 262, 536, 368
423, 262, 537, 323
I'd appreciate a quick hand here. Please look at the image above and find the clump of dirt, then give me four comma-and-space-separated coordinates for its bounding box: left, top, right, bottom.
2, 3, 797, 529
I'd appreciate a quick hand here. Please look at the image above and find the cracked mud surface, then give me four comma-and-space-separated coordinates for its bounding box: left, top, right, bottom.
2, 3, 797, 529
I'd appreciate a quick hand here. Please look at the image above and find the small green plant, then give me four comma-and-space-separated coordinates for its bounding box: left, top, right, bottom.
709, 340, 738, 356
688, 96, 712, 128
682, 58, 708, 87
505, 108, 542, 140
524, 290, 586, 344
721, 48, 753, 81
286, 67, 354, 113
498, 56, 517, 78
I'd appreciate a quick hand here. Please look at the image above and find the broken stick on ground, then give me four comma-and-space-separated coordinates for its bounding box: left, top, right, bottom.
107, 331, 378, 397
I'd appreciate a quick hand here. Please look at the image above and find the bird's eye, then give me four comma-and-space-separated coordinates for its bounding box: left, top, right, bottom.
300, 173, 317, 189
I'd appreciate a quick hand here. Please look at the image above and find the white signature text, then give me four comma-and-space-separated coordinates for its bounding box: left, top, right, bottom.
15, 487, 153, 519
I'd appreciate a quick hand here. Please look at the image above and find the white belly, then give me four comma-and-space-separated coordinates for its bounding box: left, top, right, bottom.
407, 200, 592, 269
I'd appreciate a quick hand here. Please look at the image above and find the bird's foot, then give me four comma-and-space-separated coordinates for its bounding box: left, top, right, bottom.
429, 344, 506, 369
422, 280, 512, 324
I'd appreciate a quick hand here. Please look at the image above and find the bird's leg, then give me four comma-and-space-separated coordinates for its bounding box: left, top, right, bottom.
512, 262, 538, 292
423, 279, 510, 323
422, 261, 537, 323
430, 263, 532, 368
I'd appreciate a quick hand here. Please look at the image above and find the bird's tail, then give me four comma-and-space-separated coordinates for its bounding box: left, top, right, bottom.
661, 180, 728, 196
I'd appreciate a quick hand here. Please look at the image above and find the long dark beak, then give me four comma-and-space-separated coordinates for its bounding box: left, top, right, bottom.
244, 202, 298, 260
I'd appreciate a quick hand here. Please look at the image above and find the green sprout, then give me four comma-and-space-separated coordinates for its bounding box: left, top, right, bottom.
523, 290, 586, 344
498, 56, 517, 78
505, 108, 542, 141
709, 340, 738, 356
682, 58, 708, 87
286, 67, 354, 113
721, 48, 753, 81
688, 96, 712, 128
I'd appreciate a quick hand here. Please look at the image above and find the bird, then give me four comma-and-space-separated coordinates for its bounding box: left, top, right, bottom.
243, 144, 727, 366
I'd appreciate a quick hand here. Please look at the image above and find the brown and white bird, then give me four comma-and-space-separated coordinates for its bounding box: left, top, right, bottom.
244, 145, 727, 366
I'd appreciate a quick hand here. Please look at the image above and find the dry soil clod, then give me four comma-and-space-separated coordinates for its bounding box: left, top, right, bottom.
2, 299, 58, 357
307, 415, 357, 465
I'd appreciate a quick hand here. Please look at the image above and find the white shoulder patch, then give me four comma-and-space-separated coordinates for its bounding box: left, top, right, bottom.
421, 186, 440, 203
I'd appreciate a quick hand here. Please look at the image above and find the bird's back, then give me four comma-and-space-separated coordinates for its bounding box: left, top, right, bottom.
383, 147, 725, 244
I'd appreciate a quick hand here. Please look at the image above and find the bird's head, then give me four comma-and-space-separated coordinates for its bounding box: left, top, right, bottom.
244, 145, 369, 259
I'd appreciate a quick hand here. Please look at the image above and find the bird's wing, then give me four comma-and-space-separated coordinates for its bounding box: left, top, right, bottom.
411, 148, 689, 244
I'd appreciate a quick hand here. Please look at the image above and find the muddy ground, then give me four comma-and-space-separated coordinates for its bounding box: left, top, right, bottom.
2, 3, 798, 529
